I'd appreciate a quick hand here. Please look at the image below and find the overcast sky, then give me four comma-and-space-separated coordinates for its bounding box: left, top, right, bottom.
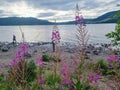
0, 0, 119, 22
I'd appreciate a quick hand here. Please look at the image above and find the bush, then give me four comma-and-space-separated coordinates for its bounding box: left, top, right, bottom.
0, 74, 4, 83
50, 56, 61, 62
7, 59, 37, 89
0, 74, 17, 90
46, 73, 61, 86
94, 59, 108, 75
114, 51, 120, 55
42, 54, 50, 62
27, 60, 37, 83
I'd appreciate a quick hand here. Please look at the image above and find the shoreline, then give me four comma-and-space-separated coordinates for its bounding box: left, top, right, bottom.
0, 41, 110, 74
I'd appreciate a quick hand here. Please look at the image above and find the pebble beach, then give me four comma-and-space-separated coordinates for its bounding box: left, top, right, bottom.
0, 41, 110, 74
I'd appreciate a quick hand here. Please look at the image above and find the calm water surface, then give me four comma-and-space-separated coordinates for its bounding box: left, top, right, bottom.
0, 24, 115, 44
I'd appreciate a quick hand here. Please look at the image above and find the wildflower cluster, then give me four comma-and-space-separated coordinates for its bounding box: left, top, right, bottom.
75, 15, 86, 26
88, 74, 100, 87
7, 44, 102, 90
35, 55, 44, 67
8, 43, 30, 89
37, 75, 45, 85
9, 43, 29, 67
52, 29, 61, 44
107, 55, 120, 69
35, 55, 45, 89
61, 65, 72, 86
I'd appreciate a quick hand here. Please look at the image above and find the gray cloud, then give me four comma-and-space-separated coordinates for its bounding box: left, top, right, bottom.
25, 0, 79, 10
0, 10, 4, 13
38, 12, 56, 17
0, 10, 10, 17
0, 0, 119, 21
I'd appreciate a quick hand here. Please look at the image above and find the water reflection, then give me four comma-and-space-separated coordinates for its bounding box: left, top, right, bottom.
0, 24, 115, 43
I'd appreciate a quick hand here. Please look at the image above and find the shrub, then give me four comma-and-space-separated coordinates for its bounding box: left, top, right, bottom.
0, 74, 5, 90
114, 51, 120, 55
42, 54, 50, 62
50, 55, 61, 62
107, 55, 120, 76
94, 59, 108, 75
27, 59, 37, 83
45, 73, 61, 89
0, 74, 4, 83
7, 59, 37, 89
46, 73, 61, 85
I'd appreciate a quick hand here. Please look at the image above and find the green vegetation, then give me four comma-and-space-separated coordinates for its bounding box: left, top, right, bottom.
94, 59, 108, 75
42, 54, 50, 62
106, 10, 120, 46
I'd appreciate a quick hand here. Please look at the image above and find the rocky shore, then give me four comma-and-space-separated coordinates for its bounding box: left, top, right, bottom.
0, 42, 110, 74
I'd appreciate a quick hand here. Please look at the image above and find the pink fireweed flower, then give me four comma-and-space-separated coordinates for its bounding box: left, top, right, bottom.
19, 43, 29, 54
107, 55, 119, 62
94, 75, 100, 82
9, 43, 29, 68
88, 74, 100, 86
75, 16, 80, 24
52, 30, 61, 43
9, 58, 18, 67
108, 64, 113, 69
15, 43, 29, 60
73, 59, 79, 69
75, 15, 86, 26
15, 50, 24, 60
118, 61, 120, 66
52, 31, 56, 41
38, 76, 45, 85
35, 55, 44, 67
61, 65, 72, 85
88, 75, 94, 81
61, 76, 72, 86
62, 65, 72, 75
55, 31, 61, 42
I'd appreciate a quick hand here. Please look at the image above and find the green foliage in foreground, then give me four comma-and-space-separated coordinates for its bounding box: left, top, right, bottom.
27, 60, 37, 83
94, 59, 108, 75
0, 60, 37, 90
0, 57, 120, 90
42, 54, 50, 62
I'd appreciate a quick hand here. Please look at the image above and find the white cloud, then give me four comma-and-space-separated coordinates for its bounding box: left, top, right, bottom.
0, 1, 41, 17
0, 0, 119, 22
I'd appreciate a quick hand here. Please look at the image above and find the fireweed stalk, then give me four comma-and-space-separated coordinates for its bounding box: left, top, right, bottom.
35, 55, 45, 89
72, 59, 100, 89
75, 4, 89, 63
88, 73, 100, 87
9, 43, 29, 89
107, 55, 120, 69
70, 4, 90, 89
51, 20, 61, 90
71, 59, 85, 89
60, 62, 73, 89
107, 55, 120, 89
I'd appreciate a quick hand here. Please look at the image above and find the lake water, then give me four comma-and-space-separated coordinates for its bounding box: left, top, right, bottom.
0, 24, 116, 44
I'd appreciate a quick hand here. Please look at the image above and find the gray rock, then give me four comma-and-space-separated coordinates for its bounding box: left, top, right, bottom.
24, 53, 32, 59
1, 46, 9, 52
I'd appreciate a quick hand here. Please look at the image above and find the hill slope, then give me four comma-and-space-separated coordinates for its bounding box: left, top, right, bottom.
64, 10, 120, 24
0, 10, 119, 25
0, 17, 53, 25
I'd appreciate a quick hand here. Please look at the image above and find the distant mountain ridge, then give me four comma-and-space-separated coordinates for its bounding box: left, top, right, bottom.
0, 17, 53, 25
64, 10, 120, 24
0, 10, 119, 25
